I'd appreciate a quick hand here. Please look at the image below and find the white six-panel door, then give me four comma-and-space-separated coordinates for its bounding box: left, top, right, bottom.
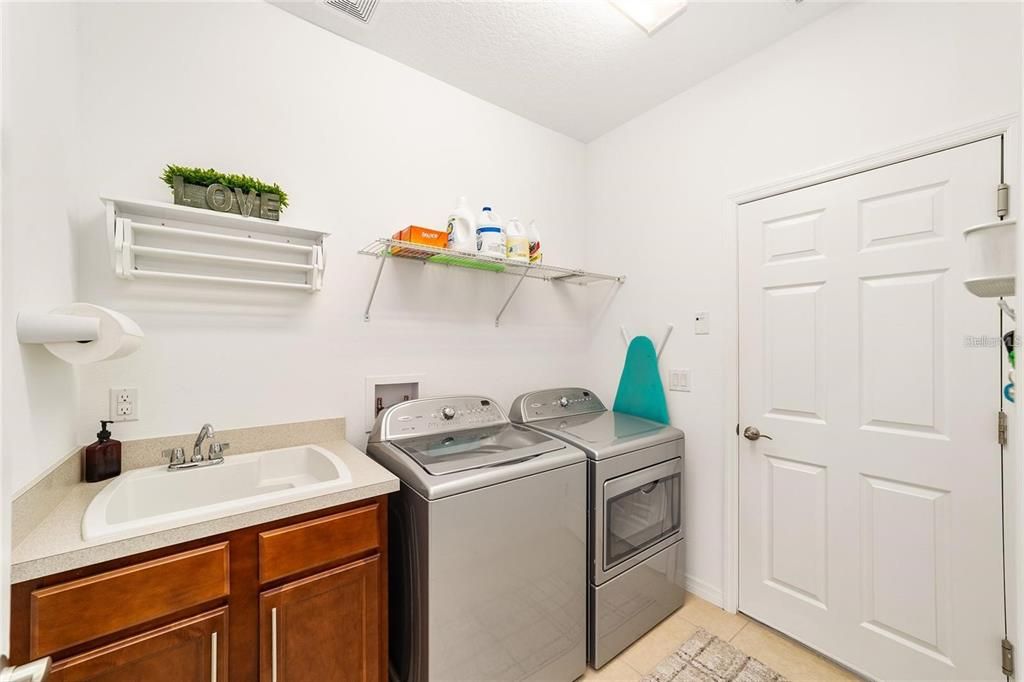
738, 138, 1005, 681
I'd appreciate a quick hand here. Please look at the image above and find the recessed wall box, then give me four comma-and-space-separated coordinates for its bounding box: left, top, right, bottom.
365, 375, 424, 432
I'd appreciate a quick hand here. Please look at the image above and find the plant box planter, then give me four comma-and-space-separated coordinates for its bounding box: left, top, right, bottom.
172, 175, 281, 221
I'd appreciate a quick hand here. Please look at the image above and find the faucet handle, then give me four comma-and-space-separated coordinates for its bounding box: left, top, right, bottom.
208, 442, 230, 458
162, 447, 185, 465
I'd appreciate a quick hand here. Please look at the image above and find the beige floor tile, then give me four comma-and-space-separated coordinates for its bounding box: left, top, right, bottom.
730, 621, 861, 681
617, 613, 699, 674
581, 658, 642, 681
675, 594, 750, 641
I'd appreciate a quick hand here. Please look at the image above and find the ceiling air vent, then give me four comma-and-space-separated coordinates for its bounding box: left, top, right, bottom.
321, 0, 378, 24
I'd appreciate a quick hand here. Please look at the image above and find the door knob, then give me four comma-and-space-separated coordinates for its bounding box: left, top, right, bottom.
743, 426, 773, 441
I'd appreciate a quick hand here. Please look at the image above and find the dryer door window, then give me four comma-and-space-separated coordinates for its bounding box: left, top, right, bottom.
604, 458, 682, 569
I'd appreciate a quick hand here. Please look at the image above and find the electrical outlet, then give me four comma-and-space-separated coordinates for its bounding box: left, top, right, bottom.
669, 369, 691, 392
109, 387, 139, 422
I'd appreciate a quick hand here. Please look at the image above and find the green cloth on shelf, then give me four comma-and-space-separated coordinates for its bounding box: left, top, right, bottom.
427, 254, 505, 272
613, 336, 669, 424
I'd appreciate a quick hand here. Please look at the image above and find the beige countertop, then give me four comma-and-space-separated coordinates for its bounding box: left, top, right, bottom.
11, 438, 398, 583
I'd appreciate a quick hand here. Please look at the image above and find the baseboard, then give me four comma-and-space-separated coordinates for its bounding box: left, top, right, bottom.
685, 574, 723, 608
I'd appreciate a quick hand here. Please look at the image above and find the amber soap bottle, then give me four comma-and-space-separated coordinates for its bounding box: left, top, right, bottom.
84, 420, 121, 482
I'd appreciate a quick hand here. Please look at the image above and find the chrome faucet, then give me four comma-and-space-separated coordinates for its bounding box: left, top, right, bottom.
193, 423, 216, 462
162, 423, 229, 470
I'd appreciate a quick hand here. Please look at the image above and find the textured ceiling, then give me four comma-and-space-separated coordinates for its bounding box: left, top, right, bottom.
272, 1, 841, 141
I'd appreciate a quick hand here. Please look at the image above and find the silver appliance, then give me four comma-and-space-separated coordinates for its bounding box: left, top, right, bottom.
368, 396, 587, 681
510, 388, 685, 669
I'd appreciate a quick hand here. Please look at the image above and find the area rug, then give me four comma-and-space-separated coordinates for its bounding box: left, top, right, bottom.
641, 628, 789, 682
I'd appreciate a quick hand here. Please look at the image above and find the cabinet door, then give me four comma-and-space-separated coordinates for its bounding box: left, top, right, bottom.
260, 555, 380, 682
50, 608, 227, 682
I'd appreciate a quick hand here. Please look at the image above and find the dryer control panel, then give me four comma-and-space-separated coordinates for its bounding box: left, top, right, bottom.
509, 388, 607, 423
370, 396, 507, 441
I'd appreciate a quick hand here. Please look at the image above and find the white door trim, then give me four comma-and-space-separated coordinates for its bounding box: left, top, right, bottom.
721, 113, 1020, 617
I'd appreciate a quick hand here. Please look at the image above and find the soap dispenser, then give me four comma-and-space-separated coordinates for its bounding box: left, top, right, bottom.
84, 420, 121, 482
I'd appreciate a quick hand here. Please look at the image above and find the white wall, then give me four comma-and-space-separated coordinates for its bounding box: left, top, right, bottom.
0, 0, 83, 650
585, 1, 1022, 605
61, 1, 590, 482
0, 3, 6, 655
1, 4, 81, 496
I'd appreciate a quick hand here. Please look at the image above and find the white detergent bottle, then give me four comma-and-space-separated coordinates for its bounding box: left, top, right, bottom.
476, 206, 506, 258
526, 219, 543, 264
446, 196, 476, 252
505, 217, 529, 263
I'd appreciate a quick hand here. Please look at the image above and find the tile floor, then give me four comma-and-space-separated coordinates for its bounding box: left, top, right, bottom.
582, 594, 862, 681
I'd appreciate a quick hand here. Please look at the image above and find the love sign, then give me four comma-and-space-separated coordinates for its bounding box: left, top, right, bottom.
172, 175, 281, 221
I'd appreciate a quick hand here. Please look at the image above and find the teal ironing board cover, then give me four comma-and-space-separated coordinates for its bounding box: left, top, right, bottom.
613, 336, 669, 424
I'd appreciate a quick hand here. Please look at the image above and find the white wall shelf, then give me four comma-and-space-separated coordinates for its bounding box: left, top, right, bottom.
102, 196, 328, 292
358, 237, 625, 326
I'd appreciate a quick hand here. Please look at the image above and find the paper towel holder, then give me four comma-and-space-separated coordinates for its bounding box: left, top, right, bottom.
17, 303, 143, 363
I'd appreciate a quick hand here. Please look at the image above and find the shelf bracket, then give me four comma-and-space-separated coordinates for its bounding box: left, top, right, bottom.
495, 270, 529, 327
364, 256, 387, 322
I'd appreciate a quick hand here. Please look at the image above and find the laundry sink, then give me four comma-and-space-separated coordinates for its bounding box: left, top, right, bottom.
82, 445, 353, 542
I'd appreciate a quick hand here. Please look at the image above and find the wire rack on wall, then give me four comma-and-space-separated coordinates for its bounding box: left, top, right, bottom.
357, 237, 625, 326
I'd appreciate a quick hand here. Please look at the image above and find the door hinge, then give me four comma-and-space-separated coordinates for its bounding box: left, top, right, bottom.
997, 183, 1010, 219
999, 411, 1008, 446
1003, 638, 1014, 676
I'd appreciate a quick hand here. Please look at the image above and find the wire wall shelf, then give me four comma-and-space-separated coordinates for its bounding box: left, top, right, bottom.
358, 237, 625, 326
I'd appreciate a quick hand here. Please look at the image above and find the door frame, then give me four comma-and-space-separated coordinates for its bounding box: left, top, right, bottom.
721, 116, 1021, 636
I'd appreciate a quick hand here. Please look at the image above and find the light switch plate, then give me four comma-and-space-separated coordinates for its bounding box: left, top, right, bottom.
695, 312, 710, 335
669, 369, 691, 392
108, 387, 139, 422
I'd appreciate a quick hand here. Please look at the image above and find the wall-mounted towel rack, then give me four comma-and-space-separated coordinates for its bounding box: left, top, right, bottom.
102, 197, 328, 292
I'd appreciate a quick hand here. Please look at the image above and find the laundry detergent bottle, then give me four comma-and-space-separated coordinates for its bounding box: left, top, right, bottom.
505, 217, 530, 263
527, 219, 543, 264
476, 206, 506, 258
446, 196, 476, 252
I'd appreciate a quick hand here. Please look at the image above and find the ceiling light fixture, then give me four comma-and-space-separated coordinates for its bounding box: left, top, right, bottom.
609, 0, 688, 36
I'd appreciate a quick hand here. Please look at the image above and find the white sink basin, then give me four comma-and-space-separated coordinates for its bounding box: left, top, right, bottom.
83, 445, 353, 542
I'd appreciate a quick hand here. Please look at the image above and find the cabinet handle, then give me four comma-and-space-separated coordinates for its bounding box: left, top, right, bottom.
271, 607, 279, 682
211, 632, 218, 682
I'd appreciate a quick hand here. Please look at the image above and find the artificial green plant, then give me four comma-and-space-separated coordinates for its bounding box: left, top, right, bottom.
161, 164, 289, 209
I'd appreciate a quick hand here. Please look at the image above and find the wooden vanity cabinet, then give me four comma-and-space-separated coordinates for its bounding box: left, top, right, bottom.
10, 495, 388, 682
49, 608, 228, 682
259, 556, 381, 682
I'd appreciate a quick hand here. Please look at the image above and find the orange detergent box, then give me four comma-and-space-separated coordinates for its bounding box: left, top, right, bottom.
391, 225, 448, 255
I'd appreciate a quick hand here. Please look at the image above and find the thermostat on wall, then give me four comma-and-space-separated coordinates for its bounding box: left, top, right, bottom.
695, 312, 709, 335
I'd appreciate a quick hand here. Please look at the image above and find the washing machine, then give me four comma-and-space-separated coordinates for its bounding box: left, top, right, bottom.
368, 395, 587, 681
510, 388, 685, 669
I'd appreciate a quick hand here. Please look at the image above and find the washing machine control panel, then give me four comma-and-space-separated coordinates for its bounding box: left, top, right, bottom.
383, 396, 506, 438
510, 388, 606, 423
